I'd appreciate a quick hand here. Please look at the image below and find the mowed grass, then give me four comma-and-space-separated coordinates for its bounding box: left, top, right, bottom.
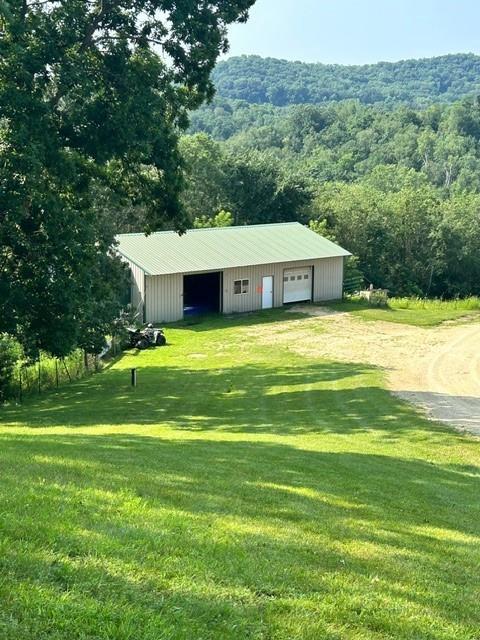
327, 297, 480, 326
0, 310, 479, 640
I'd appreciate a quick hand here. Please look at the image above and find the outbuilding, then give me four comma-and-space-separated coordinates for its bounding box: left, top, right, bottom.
116, 222, 350, 323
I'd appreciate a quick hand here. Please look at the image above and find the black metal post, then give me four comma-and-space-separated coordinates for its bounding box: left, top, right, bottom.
131, 368, 137, 387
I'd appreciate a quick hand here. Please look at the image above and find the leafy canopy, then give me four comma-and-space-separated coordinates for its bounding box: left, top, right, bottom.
0, 0, 255, 355
185, 94, 480, 298
211, 54, 480, 107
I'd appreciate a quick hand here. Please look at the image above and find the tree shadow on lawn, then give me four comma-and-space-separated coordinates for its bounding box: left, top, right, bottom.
0, 360, 441, 436
0, 435, 479, 638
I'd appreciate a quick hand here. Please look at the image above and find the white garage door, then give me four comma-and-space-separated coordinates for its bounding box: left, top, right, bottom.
283, 267, 312, 303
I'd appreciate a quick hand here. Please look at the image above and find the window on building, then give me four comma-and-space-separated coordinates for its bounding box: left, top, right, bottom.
297, 275, 302, 280
304, 274, 309, 279
290, 276, 295, 281
234, 279, 249, 295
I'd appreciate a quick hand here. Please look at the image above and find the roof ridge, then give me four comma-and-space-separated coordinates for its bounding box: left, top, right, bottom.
116, 223, 351, 275
116, 222, 300, 239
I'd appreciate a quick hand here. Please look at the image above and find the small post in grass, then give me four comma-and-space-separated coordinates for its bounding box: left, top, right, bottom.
131, 368, 137, 388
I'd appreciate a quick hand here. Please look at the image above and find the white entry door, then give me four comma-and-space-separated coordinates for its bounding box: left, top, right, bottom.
262, 275, 273, 309
283, 267, 312, 303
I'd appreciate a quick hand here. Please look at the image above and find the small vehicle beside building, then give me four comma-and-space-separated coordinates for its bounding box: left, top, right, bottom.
127, 324, 166, 350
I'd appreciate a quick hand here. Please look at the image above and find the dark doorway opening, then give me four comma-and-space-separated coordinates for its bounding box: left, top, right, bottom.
183, 271, 222, 317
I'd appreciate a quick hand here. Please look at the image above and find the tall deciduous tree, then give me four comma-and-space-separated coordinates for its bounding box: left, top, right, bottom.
0, 0, 255, 354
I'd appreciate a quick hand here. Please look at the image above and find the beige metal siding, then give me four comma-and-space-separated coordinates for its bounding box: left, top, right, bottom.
223, 257, 344, 313
139, 256, 343, 323
223, 265, 268, 314
313, 257, 344, 301
124, 260, 145, 318
145, 274, 183, 323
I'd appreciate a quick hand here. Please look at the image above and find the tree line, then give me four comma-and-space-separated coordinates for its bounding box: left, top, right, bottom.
184, 96, 480, 297
211, 54, 480, 107
0, 0, 255, 399
2, 5, 480, 402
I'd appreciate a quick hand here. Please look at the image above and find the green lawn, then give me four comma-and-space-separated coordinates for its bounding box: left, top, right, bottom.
327, 298, 480, 326
1, 310, 479, 639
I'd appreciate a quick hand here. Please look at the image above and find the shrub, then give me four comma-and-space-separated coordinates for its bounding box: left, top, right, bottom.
0, 334, 22, 402
111, 304, 142, 353
343, 256, 364, 295
369, 290, 389, 307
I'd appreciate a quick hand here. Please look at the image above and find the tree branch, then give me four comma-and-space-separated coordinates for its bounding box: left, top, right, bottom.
50, 0, 108, 110
79, 0, 106, 54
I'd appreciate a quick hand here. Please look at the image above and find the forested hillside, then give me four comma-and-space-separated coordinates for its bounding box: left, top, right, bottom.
184, 94, 480, 298
212, 54, 480, 107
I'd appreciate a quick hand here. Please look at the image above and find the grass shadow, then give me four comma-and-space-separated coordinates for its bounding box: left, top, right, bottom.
0, 360, 441, 435
0, 434, 479, 638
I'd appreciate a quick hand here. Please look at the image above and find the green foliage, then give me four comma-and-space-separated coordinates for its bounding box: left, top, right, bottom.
343, 256, 365, 295
0, 0, 255, 358
314, 179, 444, 295
311, 178, 480, 297
308, 218, 337, 241
17, 349, 90, 398
0, 311, 479, 637
191, 96, 480, 194
222, 150, 312, 224
367, 290, 389, 307
110, 305, 143, 353
0, 334, 22, 401
390, 296, 480, 310
330, 296, 480, 325
187, 91, 480, 298
194, 210, 234, 228
307, 219, 365, 297
179, 134, 228, 223
190, 97, 284, 140
211, 54, 480, 107
0, 337, 107, 403
181, 134, 312, 225
14, 350, 94, 400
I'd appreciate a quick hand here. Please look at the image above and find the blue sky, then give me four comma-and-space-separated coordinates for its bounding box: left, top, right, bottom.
225, 0, 480, 64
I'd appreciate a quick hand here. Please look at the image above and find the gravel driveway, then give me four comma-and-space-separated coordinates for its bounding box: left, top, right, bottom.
397, 324, 480, 434
249, 307, 480, 436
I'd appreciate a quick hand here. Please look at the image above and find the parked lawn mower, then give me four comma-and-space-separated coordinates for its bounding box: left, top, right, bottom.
127, 324, 166, 350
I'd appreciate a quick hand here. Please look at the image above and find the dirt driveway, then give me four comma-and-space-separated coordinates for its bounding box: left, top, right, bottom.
247, 307, 480, 436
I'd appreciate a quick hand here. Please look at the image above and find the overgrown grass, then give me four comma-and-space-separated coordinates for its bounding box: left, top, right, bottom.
390, 296, 480, 310
329, 296, 480, 326
0, 309, 479, 639
8, 350, 97, 402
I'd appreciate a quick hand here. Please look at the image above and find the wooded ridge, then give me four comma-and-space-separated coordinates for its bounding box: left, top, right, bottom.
211, 53, 480, 107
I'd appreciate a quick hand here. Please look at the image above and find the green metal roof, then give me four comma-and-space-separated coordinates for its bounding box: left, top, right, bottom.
116, 222, 350, 276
